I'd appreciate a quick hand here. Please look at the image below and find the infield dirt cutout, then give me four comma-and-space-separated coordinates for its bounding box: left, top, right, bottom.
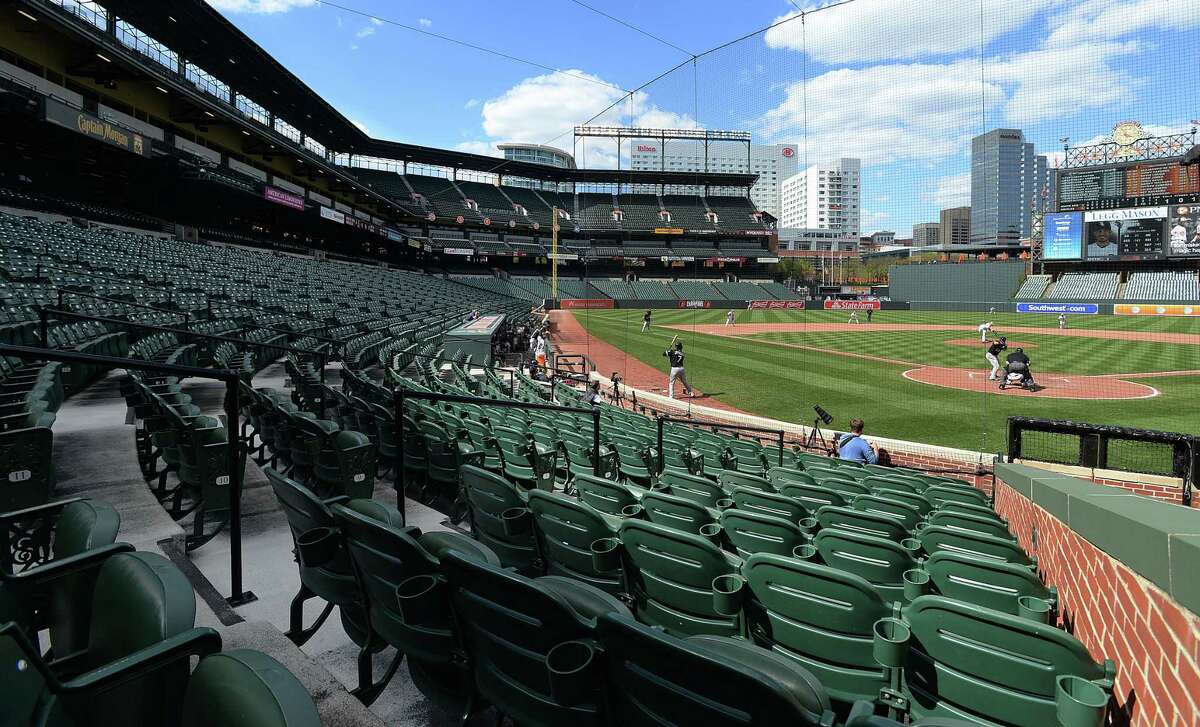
654, 321, 1200, 401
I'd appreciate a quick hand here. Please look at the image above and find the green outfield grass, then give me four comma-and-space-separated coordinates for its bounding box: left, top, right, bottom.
573, 308, 1200, 453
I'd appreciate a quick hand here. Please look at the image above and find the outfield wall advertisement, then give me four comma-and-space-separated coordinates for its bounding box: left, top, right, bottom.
1016, 303, 1100, 314
1114, 304, 1199, 317
749, 300, 806, 309
559, 299, 614, 310
823, 299, 880, 310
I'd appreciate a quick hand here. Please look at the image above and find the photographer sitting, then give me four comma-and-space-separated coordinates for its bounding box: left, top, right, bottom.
836, 418, 879, 465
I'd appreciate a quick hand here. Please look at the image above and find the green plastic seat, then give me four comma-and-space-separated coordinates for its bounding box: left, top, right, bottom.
527, 490, 622, 594
926, 509, 1013, 541
718, 469, 775, 494
778, 482, 849, 510
330, 504, 499, 709
923, 552, 1056, 616
924, 484, 988, 507
618, 518, 742, 636
660, 469, 726, 507
901, 595, 1115, 726
720, 508, 808, 558
640, 490, 719, 537
816, 505, 910, 543
181, 650, 321, 727
729, 486, 809, 523
852, 494, 923, 531
440, 550, 631, 727
938, 500, 1006, 524
596, 612, 836, 726
767, 465, 817, 487
460, 464, 536, 570
919, 524, 1032, 566
0, 423, 56, 512
265, 468, 401, 648
873, 488, 934, 518
573, 472, 644, 516
814, 529, 917, 603
742, 553, 894, 707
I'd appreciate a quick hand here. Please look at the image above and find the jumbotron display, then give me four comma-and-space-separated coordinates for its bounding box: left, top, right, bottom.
1055, 155, 1200, 259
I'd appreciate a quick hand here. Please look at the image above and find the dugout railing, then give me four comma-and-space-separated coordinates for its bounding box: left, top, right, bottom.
1007, 416, 1199, 505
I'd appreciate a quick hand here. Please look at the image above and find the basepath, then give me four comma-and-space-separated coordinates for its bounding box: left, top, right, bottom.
549, 310, 750, 414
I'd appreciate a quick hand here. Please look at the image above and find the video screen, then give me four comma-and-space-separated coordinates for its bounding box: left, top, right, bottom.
1169, 204, 1200, 257
1082, 207, 1166, 259
1043, 212, 1083, 260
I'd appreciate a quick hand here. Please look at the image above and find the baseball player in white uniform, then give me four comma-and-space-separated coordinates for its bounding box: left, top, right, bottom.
978, 321, 994, 342
1058, 313, 1068, 330
725, 310, 735, 326
848, 310, 860, 324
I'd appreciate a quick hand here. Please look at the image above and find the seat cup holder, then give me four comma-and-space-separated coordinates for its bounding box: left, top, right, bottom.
1018, 595, 1052, 624
699, 522, 722, 545
650, 481, 670, 493
798, 516, 819, 534
912, 521, 929, 534
712, 573, 746, 616
1055, 675, 1108, 727
900, 537, 923, 557
546, 640, 598, 706
715, 498, 734, 510
902, 569, 931, 601
620, 503, 644, 519
792, 543, 818, 561
872, 617, 911, 669
396, 574, 446, 627
590, 537, 620, 572
296, 526, 338, 568
500, 507, 531, 536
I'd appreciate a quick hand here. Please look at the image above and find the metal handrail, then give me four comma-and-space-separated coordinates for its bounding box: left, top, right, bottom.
657, 415, 785, 471
0, 342, 255, 607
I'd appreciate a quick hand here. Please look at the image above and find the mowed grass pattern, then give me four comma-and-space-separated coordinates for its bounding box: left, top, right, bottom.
574, 308, 1200, 453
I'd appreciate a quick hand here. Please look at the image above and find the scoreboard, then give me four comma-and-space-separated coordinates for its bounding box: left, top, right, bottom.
1052, 155, 1200, 259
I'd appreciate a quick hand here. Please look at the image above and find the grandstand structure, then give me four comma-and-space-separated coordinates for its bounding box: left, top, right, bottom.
2, 3, 1198, 727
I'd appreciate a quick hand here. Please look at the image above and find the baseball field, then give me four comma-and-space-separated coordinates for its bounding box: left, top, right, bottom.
557, 308, 1200, 453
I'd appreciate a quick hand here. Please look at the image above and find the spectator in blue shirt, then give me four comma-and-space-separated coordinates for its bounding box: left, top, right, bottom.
837, 418, 879, 464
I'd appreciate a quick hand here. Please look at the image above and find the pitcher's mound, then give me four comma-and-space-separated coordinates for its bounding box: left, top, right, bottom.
902, 367, 1159, 400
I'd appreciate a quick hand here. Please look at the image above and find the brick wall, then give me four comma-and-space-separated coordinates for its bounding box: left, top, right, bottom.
994, 481, 1200, 726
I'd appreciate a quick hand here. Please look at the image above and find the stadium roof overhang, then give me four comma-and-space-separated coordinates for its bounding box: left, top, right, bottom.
356, 140, 758, 186
83, 0, 369, 152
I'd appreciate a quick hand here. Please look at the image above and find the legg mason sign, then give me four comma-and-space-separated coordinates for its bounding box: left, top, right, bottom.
44, 98, 148, 156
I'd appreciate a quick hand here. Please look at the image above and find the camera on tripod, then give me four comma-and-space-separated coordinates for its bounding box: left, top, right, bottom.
806, 404, 834, 454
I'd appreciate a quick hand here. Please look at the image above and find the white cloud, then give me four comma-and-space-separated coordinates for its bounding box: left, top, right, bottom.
464, 99, 480, 110
205, 0, 316, 13
370, 17, 383, 26
993, 41, 1141, 124
861, 209, 892, 232
454, 141, 502, 157
928, 172, 971, 208
418, 18, 433, 28
356, 25, 376, 38
764, 0, 1057, 63
1046, 0, 1200, 47
349, 44, 359, 51
350, 119, 370, 135
759, 60, 1003, 165
469, 70, 697, 168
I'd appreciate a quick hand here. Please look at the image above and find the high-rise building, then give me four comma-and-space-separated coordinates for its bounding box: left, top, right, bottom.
940, 206, 971, 245
779, 158, 861, 238
912, 222, 941, 247
629, 142, 798, 221
970, 129, 1047, 245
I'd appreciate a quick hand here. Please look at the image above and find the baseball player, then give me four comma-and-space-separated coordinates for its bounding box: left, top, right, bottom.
725, 309, 735, 326
663, 337, 693, 399
1058, 313, 1068, 330
641, 310, 652, 333
985, 336, 1008, 380
978, 321, 994, 342
848, 310, 860, 324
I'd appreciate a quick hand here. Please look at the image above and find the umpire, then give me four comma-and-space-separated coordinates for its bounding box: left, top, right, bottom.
663, 337, 694, 399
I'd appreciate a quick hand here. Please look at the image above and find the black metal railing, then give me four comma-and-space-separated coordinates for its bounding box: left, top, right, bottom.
1008, 416, 1199, 505
0, 342, 255, 606
656, 415, 785, 472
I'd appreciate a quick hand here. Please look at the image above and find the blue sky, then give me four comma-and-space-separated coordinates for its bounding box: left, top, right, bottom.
208, 0, 1198, 237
